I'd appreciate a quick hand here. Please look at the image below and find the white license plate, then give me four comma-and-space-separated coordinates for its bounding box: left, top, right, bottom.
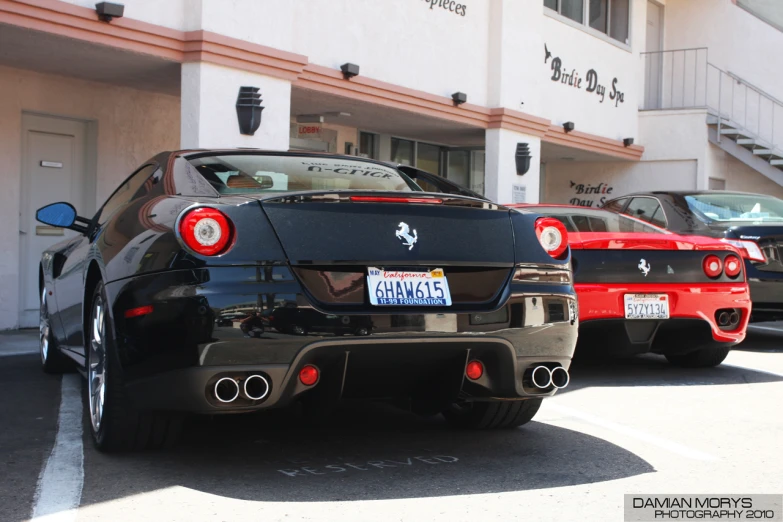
367, 267, 452, 306
624, 294, 669, 319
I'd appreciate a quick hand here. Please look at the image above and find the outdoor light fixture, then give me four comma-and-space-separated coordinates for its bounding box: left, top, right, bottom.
95, 2, 124, 22
452, 92, 468, 106
236, 86, 264, 136
340, 63, 360, 79
623, 137, 635, 147
515, 143, 532, 176
563, 121, 575, 133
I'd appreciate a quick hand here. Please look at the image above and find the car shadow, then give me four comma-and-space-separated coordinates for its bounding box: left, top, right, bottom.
79, 400, 655, 505
735, 327, 783, 353
562, 350, 783, 392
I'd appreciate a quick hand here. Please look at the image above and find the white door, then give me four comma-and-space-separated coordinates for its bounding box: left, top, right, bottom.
645, 1, 663, 109
19, 114, 88, 327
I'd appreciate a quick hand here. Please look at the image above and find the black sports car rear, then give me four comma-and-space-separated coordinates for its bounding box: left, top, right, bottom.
36, 150, 577, 451
602, 191, 783, 322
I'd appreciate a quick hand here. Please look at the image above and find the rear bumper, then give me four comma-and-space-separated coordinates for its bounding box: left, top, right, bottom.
576, 283, 750, 353
747, 267, 783, 320
107, 266, 578, 413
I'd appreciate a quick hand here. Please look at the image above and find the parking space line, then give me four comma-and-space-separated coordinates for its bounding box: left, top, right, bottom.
31, 374, 83, 522
747, 325, 783, 333
545, 403, 719, 462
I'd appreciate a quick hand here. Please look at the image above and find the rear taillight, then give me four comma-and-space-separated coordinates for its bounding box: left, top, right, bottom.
179, 207, 234, 256
721, 239, 766, 263
535, 217, 569, 258
724, 254, 742, 278
703, 254, 723, 278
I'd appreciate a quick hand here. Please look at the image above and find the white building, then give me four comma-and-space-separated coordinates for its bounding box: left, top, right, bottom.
1, 0, 782, 329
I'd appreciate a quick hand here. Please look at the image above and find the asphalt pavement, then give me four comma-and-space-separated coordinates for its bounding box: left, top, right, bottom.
1, 325, 781, 522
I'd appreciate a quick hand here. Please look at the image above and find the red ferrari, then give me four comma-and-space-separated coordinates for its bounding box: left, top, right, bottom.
510, 205, 750, 367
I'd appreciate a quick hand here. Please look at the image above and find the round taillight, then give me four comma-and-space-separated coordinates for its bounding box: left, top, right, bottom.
465, 360, 484, 380
179, 207, 233, 256
703, 255, 723, 278
535, 217, 569, 259
724, 254, 742, 278
299, 365, 319, 386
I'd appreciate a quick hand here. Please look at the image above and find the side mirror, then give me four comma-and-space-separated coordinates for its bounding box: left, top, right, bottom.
36, 202, 89, 234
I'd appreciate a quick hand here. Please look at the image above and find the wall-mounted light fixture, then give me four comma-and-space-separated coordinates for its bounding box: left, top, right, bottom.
236, 86, 264, 136
515, 143, 532, 176
623, 137, 634, 147
95, 2, 124, 22
340, 63, 360, 80
563, 121, 575, 133
452, 92, 468, 106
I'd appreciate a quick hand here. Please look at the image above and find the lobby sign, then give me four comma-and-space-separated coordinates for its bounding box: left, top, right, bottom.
544, 44, 625, 107
567, 180, 614, 207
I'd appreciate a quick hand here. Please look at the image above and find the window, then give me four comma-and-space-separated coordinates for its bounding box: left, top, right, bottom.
684, 193, 783, 223
534, 207, 666, 234
417, 142, 443, 176
544, 0, 630, 44
359, 132, 378, 159
602, 197, 628, 213
390, 138, 415, 166
624, 197, 666, 228
97, 164, 159, 225
189, 154, 418, 194
737, 0, 783, 32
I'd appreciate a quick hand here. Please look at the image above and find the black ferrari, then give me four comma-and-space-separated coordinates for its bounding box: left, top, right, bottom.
602, 191, 783, 322
36, 150, 577, 451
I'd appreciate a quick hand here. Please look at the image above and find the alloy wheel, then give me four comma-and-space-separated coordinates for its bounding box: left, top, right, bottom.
39, 289, 49, 365
88, 296, 107, 433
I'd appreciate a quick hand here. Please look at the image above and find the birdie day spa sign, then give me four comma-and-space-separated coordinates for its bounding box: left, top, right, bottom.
544, 44, 626, 107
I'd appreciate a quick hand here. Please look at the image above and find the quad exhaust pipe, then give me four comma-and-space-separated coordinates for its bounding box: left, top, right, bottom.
213, 374, 270, 403
528, 365, 569, 390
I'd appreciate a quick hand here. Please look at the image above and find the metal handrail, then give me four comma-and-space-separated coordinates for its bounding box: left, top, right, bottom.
641, 48, 782, 153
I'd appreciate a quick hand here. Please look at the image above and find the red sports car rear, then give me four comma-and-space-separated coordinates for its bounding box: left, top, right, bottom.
512, 205, 750, 367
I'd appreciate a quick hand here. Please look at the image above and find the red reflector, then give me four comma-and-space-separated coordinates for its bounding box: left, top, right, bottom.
299, 364, 319, 386
125, 305, 153, 319
466, 360, 484, 380
349, 196, 443, 204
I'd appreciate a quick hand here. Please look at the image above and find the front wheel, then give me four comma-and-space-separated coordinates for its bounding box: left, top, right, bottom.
87, 282, 181, 452
442, 399, 542, 429
665, 346, 731, 368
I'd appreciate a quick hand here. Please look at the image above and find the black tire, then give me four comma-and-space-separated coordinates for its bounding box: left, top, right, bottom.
442, 398, 542, 429
87, 282, 182, 452
40, 288, 71, 374
665, 346, 731, 368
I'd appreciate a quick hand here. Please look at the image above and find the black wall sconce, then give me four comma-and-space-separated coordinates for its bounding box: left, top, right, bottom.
95, 2, 124, 22
452, 92, 467, 106
563, 121, 575, 133
515, 143, 532, 176
340, 63, 360, 80
236, 86, 264, 136
623, 137, 634, 147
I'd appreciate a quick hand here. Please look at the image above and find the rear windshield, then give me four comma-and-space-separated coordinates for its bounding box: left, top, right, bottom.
684, 193, 783, 223
531, 207, 667, 234
188, 154, 419, 194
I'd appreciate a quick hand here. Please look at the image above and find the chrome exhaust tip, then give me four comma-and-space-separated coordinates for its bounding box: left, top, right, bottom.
214, 377, 240, 403
530, 365, 553, 389
718, 311, 730, 326
243, 374, 270, 401
729, 311, 740, 326
551, 366, 570, 389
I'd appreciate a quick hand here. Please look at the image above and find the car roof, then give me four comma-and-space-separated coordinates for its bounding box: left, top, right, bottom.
608, 190, 773, 198
169, 149, 399, 170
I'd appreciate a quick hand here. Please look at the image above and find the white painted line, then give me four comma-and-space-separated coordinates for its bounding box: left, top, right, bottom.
748, 324, 783, 333
0, 349, 39, 357
546, 403, 719, 462
31, 374, 84, 522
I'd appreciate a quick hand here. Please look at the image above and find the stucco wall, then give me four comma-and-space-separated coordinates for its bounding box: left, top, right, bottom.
706, 144, 783, 198
0, 65, 180, 329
